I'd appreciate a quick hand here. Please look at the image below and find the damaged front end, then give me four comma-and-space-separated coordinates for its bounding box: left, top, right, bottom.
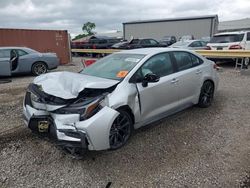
23, 83, 119, 153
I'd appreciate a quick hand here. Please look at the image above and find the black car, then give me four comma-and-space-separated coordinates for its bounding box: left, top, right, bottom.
81, 37, 121, 49
159, 36, 177, 46
116, 38, 166, 49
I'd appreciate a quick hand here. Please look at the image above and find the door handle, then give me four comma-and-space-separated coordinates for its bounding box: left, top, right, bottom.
171, 78, 179, 84
196, 70, 202, 74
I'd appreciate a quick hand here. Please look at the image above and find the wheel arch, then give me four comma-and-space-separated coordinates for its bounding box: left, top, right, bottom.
203, 79, 215, 87
31, 61, 48, 70
116, 105, 135, 125
31, 61, 49, 75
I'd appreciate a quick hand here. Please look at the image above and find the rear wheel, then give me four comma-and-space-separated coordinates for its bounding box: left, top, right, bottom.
32, 62, 48, 76
109, 110, 133, 150
198, 81, 214, 108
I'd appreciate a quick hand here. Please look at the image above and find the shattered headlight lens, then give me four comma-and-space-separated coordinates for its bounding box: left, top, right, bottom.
30, 92, 40, 102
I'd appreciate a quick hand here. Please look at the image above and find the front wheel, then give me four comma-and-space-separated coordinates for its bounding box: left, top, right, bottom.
32, 62, 48, 76
109, 110, 133, 150
198, 81, 214, 108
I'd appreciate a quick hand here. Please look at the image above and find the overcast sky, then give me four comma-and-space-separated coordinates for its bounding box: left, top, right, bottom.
0, 0, 250, 37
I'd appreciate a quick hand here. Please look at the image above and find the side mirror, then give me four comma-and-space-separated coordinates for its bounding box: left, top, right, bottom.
142, 73, 160, 87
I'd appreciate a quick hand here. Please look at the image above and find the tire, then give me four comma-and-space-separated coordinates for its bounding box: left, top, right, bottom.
198, 81, 215, 108
109, 109, 133, 150
31, 62, 48, 76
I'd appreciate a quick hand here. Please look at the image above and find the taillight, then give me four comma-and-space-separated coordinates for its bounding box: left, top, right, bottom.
213, 63, 220, 70
206, 46, 211, 50
229, 45, 242, 50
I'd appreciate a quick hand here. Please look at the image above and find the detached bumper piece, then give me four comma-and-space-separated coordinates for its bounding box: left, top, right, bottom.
57, 129, 87, 150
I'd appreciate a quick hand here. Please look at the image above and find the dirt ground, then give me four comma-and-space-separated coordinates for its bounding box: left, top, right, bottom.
0, 59, 249, 187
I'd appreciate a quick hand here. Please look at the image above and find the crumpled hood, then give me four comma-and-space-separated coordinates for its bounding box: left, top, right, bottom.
33, 71, 119, 99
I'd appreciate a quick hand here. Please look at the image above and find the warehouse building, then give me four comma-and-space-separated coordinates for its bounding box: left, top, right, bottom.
123, 15, 218, 40
218, 18, 250, 32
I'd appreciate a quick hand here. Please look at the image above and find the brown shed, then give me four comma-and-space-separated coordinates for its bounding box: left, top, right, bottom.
0, 28, 71, 65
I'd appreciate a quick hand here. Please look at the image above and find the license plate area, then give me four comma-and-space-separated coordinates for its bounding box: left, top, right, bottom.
28, 116, 54, 135
38, 120, 49, 132
217, 47, 223, 50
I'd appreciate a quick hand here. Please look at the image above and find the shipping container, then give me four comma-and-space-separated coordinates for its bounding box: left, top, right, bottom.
0, 28, 71, 64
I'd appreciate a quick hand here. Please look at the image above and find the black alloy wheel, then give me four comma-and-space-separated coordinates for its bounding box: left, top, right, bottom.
109, 110, 133, 150
198, 81, 214, 108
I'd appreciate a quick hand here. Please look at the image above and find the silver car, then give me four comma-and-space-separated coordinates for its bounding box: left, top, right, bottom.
170, 40, 208, 50
23, 48, 219, 155
0, 47, 59, 76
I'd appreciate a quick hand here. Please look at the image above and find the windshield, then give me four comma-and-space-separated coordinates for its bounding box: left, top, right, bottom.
171, 41, 190, 47
81, 53, 145, 80
210, 34, 244, 43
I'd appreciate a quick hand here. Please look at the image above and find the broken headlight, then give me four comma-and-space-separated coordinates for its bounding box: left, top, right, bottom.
80, 96, 108, 120
53, 96, 107, 121
30, 92, 40, 103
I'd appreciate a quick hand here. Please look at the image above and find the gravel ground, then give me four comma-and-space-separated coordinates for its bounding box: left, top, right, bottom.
0, 59, 249, 187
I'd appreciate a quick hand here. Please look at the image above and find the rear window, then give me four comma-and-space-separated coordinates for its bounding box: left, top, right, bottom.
210, 34, 244, 43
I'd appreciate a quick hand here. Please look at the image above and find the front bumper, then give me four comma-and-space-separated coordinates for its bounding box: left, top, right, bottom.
23, 92, 119, 151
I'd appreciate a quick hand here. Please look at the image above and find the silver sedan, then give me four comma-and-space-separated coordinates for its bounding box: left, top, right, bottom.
169, 40, 208, 50
0, 47, 59, 76
23, 48, 219, 156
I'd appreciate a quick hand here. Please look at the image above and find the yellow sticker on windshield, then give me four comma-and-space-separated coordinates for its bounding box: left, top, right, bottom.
116, 70, 129, 78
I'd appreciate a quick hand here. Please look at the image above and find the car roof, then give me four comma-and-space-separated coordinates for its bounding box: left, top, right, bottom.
0, 46, 31, 50
214, 31, 250, 36
117, 47, 194, 55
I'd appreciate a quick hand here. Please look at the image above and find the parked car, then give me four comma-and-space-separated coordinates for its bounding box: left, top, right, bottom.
23, 48, 219, 155
82, 37, 121, 49
159, 36, 177, 46
200, 36, 211, 43
111, 41, 129, 49
169, 40, 208, 50
0, 47, 59, 76
117, 38, 166, 49
206, 31, 250, 50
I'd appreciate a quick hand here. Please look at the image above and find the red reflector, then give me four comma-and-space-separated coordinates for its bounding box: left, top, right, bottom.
229, 45, 242, 49
84, 59, 96, 66
213, 63, 220, 70
206, 46, 211, 50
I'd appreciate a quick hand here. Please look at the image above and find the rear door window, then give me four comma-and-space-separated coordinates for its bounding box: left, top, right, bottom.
210, 34, 244, 43
173, 52, 193, 71
139, 53, 174, 77
173, 51, 203, 71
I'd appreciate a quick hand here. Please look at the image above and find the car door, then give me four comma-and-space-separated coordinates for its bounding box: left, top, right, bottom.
171, 51, 203, 105
14, 49, 34, 74
0, 49, 11, 76
134, 52, 179, 122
